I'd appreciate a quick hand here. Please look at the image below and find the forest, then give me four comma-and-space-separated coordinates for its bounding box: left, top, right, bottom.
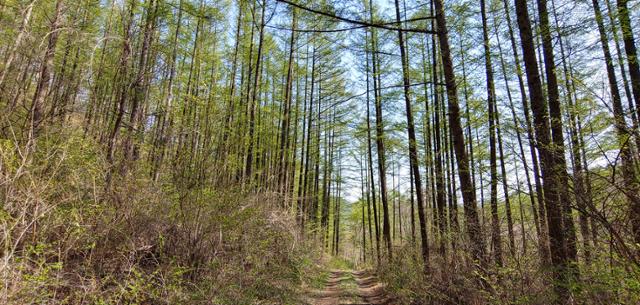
1, 0, 639, 303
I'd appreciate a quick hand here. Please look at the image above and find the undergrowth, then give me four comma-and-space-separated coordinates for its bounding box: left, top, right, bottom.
0, 128, 322, 304
376, 241, 640, 304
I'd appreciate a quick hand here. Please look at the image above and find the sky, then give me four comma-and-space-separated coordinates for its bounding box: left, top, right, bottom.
213, 0, 640, 207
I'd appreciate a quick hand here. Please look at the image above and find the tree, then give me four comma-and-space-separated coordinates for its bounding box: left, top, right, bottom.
393, 0, 429, 267
30, 0, 63, 136
245, 0, 267, 183
514, 0, 570, 297
481, 0, 503, 266
592, 0, 640, 251
616, 0, 640, 122
434, 0, 486, 263
369, 0, 392, 259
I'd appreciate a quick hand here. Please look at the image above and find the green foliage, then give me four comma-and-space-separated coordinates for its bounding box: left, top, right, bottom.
327, 256, 354, 270
0, 129, 321, 304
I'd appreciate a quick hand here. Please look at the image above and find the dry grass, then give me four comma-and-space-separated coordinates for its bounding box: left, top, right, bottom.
0, 129, 319, 304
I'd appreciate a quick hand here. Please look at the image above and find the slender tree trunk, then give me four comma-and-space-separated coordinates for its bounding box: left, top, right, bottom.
501, 0, 551, 263
616, 0, 640, 125
369, 1, 392, 259
513, 154, 528, 255
434, 0, 486, 264
365, 151, 374, 255
149, 0, 183, 181
459, 37, 482, 232
547, 0, 590, 264
302, 46, 316, 229
125, 0, 157, 163
360, 157, 367, 262
410, 166, 416, 243
604, 0, 638, 142
481, 0, 503, 267
278, 8, 297, 194
496, 99, 516, 257
296, 38, 310, 228
432, 26, 447, 257
218, 0, 244, 167
107, 1, 135, 168
421, 36, 437, 246
536, 0, 578, 264
365, 27, 381, 262
312, 59, 323, 229
448, 121, 460, 255
30, 0, 63, 136
0, 1, 34, 92
514, 0, 570, 297
596, 0, 640, 252
394, 0, 429, 266
245, 0, 266, 183
83, 0, 116, 138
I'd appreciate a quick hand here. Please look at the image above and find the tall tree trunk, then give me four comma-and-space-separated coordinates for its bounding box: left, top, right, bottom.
365, 27, 381, 263
614, 0, 640, 248
30, 0, 63, 136
548, 0, 591, 264
616, 0, 640, 125
107, 0, 135, 168
432, 14, 447, 257
410, 166, 416, 243
501, 0, 551, 263
394, 0, 429, 266
125, 0, 157, 163
333, 150, 342, 255
514, 0, 569, 297
496, 98, 516, 256
278, 8, 297, 194
296, 38, 310, 229
536, 0, 578, 264
421, 36, 437, 246
218, 0, 244, 168
302, 46, 316, 229
150, 0, 183, 181
365, 151, 374, 255
434, 0, 486, 263
448, 119, 460, 255
360, 157, 367, 262
595, 0, 640, 252
368, 1, 392, 259
459, 36, 482, 231
481, 0, 503, 267
0, 0, 34, 92
604, 0, 638, 142
245, 0, 266, 182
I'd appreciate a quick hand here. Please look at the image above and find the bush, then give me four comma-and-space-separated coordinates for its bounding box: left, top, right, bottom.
1, 130, 317, 304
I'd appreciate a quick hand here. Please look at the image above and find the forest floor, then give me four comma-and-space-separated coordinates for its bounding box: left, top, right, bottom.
305, 269, 393, 305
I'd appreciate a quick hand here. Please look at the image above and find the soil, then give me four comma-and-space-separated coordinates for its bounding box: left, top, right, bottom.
305, 269, 394, 305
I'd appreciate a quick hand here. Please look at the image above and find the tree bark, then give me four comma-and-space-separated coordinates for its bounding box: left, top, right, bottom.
394, 0, 429, 266
616, 0, 640, 125
596, 0, 640, 251
434, 0, 486, 263
30, 0, 63, 136
481, 0, 503, 266
514, 0, 570, 298
245, 0, 266, 182
365, 29, 381, 262
0, 1, 34, 92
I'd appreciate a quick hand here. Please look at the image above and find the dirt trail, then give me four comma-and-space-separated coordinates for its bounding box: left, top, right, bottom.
306, 269, 393, 305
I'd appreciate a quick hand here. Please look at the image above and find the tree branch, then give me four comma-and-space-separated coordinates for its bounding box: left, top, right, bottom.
275, 0, 436, 34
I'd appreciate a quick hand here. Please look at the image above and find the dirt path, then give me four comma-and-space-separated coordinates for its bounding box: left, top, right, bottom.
306, 270, 393, 305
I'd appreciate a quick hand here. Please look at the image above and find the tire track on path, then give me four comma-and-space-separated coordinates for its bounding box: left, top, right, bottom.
306, 269, 394, 305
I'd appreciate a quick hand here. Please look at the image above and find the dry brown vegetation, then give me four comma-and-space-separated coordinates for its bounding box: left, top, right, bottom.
1, 127, 321, 304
